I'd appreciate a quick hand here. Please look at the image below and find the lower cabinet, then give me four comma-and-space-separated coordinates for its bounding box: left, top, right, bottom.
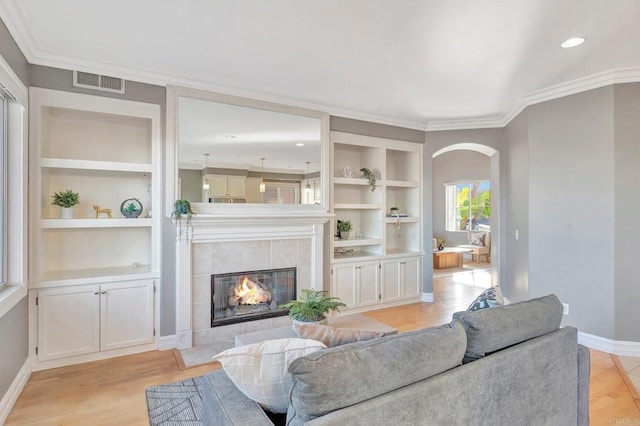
36, 279, 155, 362
332, 256, 422, 310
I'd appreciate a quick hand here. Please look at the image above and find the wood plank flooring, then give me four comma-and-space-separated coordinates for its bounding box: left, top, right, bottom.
6, 268, 640, 425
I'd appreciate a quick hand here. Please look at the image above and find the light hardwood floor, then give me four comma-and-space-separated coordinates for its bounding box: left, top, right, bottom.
7, 268, 640, 425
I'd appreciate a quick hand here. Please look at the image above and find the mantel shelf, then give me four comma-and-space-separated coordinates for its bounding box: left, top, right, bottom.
41, 218, 153, 229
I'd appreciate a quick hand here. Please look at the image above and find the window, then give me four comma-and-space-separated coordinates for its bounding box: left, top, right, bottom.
262, 182, 299, 204
445, 181, 490, 231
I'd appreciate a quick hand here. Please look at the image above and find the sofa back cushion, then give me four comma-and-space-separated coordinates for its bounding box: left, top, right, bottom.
458, 294, 563, 362
286, 321, 466, 425
293, 323, 385, 347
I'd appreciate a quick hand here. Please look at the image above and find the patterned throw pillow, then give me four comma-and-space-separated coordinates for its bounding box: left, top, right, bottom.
294, 323, 385, 347
212, 338, 327, 413
469, 232, 486, 246
467, 287, 504, 312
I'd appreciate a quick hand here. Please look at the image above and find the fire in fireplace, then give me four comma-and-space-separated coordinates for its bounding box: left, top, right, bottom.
211, 267, 296, 327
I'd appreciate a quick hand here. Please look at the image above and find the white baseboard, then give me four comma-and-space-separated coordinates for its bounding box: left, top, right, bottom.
0, 358, 31, 424
158, 334, 177, 350
578, 332, 640, 357
421, 293, 434, 303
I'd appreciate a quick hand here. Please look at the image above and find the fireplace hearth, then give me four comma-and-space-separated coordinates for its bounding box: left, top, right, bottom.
211, 267, 296, 327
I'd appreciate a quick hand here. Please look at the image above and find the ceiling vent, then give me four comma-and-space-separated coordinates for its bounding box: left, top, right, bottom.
73, 71, 125, 94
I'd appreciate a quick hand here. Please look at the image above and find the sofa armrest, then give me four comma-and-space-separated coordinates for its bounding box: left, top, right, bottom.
577, 344, 590, 426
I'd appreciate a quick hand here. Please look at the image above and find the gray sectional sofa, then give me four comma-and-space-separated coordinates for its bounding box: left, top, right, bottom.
201, 294, 590, 425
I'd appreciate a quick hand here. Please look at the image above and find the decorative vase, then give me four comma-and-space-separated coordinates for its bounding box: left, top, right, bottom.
438, 244, 444, 251
60, 207, 74, 219
292, 318, 328, 330
339, 231, 350, 240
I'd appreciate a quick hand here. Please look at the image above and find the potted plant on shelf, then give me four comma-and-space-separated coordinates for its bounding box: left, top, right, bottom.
120, 198, 143, 218
438, 239, 446, 251
279, 289, 348, 326
51, 189, 80, 219
360, 167, 377, 191
389, 206, 399, 215
171, 199, 195, 238
337, 219, 352, 240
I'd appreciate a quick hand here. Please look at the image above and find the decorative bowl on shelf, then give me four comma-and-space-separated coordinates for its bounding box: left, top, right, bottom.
120, 198, 143, 218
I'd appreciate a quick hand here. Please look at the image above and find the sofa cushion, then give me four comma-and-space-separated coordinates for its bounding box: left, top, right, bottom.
211, 338, 326, 414
469, 232, 486, 246
286, 321, 467, 424
457, 294, 563, 363
293, 323, 385, 347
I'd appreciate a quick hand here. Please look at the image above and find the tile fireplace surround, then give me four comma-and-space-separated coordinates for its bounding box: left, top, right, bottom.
175, 205, 332, 349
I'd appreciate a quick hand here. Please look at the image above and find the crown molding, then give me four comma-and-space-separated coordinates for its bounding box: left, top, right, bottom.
3, 0, 640, 133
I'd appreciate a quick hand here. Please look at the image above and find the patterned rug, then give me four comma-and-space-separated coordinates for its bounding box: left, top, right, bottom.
146, 376, 208, 425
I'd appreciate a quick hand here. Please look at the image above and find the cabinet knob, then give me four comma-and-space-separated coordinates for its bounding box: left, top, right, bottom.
94, 291, 99, 295
101, 290, 106, 295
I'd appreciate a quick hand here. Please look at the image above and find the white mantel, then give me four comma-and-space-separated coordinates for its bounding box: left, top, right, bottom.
174, 205, 332, 349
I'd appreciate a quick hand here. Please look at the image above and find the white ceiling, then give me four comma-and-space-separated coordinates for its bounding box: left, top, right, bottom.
2, 0, 640, 130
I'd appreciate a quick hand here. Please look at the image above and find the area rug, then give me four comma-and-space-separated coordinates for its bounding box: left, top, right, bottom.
146, 376, 210, 425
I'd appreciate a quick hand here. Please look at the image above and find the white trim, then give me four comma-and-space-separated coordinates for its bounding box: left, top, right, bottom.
0, 285, 26, 318
0, 358, 31, 424
421, 292, 434, 303
157, 334, 177, 350
578, 331, 640, 357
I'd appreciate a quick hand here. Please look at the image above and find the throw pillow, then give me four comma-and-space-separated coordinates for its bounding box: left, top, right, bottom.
467, 286, 504, 312
211, 338, 326, 414
293, 323, 385, 347
469, 232, 486, 246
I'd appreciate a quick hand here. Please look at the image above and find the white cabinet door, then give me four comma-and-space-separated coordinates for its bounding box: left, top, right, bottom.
402, 257, 422, 298
332, 263, 357, 308
357, 261, 380, 307
37, 285, 100, 361
227, 176, 246, 197
100, 280, 155, 351
208, 176, 228, 197
380, 259, 402, 303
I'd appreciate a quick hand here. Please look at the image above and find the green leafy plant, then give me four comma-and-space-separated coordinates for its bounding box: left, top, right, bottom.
390, 206, 399, 211
171, 199, 194, 221
51, 189, 80, 208
360, 167, 377, 191
279, 289, 348, 322
336, 220, 352, 233
125, 202, 138, 212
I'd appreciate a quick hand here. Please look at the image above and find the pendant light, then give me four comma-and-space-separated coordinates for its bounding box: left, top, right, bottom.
202, 153, 210, 190
259, 157, 266, 193
305, 161, 311, 193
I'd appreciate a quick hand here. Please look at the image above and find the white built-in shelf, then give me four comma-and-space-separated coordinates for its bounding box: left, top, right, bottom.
333, 237, 383, 247
332, 250, 382, 262
35, 265, 157, 288
41, 157, 153, 173
384, 216, 419, 224
41, 218, 153, 229
385, 248, 424, 257
334, 203, 382, 210
384, 180, 419, 188
333, 177, 370, 186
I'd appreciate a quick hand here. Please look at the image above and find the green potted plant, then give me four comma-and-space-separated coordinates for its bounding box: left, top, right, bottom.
171, 199, 195, 238
279, 289, 348, 326
120, 198, 143, 218
360, 167, 377, 191
51, 189, 80, 219
337, 219, 352, 240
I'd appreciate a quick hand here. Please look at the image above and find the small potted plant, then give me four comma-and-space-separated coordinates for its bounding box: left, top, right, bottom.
389, 206, 399, 216
360, 167, 377, 191
438, 239, 446, 251
120, 198, 143, 218
51, 189, 80, 219
337, 219, 352, 240
171, 199, 195, 238
279, 289, 348, 326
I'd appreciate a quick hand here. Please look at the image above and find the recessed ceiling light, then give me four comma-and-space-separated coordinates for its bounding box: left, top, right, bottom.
561, 37, 585, 48
296, 143, 304, 147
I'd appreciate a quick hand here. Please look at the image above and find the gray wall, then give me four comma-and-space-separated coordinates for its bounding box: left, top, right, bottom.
0, 299, 28, 397
527, 86, 615, 338
178, 169, 202, 203
613, 83, 640, 341
0, 19, 28, 86
0, 17, 29, 404
503, 111, 530, 302
432, 150, 490, 247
